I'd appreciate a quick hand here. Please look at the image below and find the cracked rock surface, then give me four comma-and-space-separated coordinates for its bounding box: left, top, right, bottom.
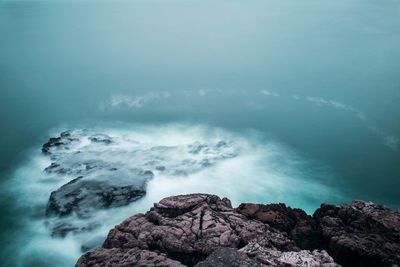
77, 194, 330, 267
76, 194, 400, 267
313, 200, 400, 267
236, 202, 316, 250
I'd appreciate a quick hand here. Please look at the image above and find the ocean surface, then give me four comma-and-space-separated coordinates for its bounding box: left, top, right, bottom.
0, 0, 399, 266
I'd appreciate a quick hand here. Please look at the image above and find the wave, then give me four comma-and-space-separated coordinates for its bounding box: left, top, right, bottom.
5, 123, 342, 266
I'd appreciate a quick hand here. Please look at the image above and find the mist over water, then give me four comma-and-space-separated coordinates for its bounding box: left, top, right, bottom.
6, 124, 341, 266
0, 0, 399, 266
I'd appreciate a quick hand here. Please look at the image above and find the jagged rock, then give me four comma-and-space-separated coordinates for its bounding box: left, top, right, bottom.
194, 247, 264, 267
46, 176, 147, 218
78, 194, 306, 267
313, 200, 400, 267
236, 200, 400, 267
194, 243, 339, 267
76, 247, 186, 267
88, 134, 113, 144
41, 130, 240, 238
41, 130, 154, 236
236, 203, 316, 249
76, 194, 400, 267
239, 242, 339, 266
49, 221, 101, 238
42, 130, 77, 155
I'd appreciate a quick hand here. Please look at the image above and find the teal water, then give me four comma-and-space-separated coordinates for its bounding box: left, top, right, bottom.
0, 0, 399, 266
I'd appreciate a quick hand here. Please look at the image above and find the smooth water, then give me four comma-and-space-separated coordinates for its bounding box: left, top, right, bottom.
0, 0, 399, 266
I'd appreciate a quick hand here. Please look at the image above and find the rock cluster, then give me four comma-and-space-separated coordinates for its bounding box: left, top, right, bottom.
76, 194, 400, 267
236, 202, 316, 249
313, 201, 400, 267
196, 245, 338, 267
41, 130, 399, 266
42, 130, 237, 238
77, 194, 301, 267
42, 130, 151, 237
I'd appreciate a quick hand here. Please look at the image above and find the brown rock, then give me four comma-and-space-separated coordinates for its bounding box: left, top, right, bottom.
76, 247, 185, 267
194, 242, 339, 267
236, 202, 316, 249
76, 194, 399, 267
239, 242, 339, 267
78, 194, 298, 267
194, 247, 264, 267
313, 200, 400, 267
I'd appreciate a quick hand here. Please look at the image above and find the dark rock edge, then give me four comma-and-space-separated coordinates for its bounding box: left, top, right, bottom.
76, 193, 400, 267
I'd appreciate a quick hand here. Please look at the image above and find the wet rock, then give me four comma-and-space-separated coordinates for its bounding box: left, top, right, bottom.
76, 247, 186, 267
42, 130, 238, 181
76, 194, 400, 267
41, 130, 241, 241
237, 200, 400, 266
78, 194, 300, 267
42, 130, 77, 155
41, 130, 156, 236
50, 221, 100, 238
313, 200, 400, 267
236, 203, 316, 249
88, 134, 112, 144
194, 244, 339, 267
46, 176, 147, 218
44, 162, 71, 174
42, 137, 63, 154
156, 165, 166, 171
188, 143, 208, 154
194, 247, 263, 267
239, 242, 339, 267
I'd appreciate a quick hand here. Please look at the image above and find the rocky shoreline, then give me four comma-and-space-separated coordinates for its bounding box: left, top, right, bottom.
76, 194, 400, 267
40, 132, 400, 266
42, 130, 237, 239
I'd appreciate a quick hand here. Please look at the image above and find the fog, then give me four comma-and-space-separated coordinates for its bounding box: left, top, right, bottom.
0, 0, 399, 265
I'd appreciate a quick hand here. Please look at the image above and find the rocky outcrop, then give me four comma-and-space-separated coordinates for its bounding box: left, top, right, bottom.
313, 200, 400, 267
76, 194, 329, 266
42, 130, 150, 236
42, 130, 79, 156
236, 203, 316, 249
194, 247, 264, 267
236, 200, 400, 267
46, 177, 147, 218
42, 130, 238, 237
239, 242, 338, 267
194, 245, 339, 267
76, 247, 186, 267
94, 194, 298, 266
76, 194, 400, 267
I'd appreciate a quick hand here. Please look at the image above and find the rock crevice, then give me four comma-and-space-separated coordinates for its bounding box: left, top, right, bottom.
76, 194, 400, 267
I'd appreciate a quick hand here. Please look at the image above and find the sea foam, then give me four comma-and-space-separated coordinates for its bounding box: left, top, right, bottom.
6, 123, 342, 266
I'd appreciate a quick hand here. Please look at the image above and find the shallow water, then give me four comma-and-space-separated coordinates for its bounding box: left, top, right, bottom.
0, 0, 399, 266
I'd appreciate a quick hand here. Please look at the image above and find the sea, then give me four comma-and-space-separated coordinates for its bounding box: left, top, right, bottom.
0, 0, 399, 266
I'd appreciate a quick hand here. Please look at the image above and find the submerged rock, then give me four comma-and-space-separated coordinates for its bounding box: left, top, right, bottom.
42, 130, 239, 237
76, 194, 400, 267
42, 130, 78, 155
46, 177, 147, 218
88, 134, 113, 144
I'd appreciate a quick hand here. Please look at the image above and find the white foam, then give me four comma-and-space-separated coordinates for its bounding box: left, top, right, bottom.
6, 123, 342, 266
